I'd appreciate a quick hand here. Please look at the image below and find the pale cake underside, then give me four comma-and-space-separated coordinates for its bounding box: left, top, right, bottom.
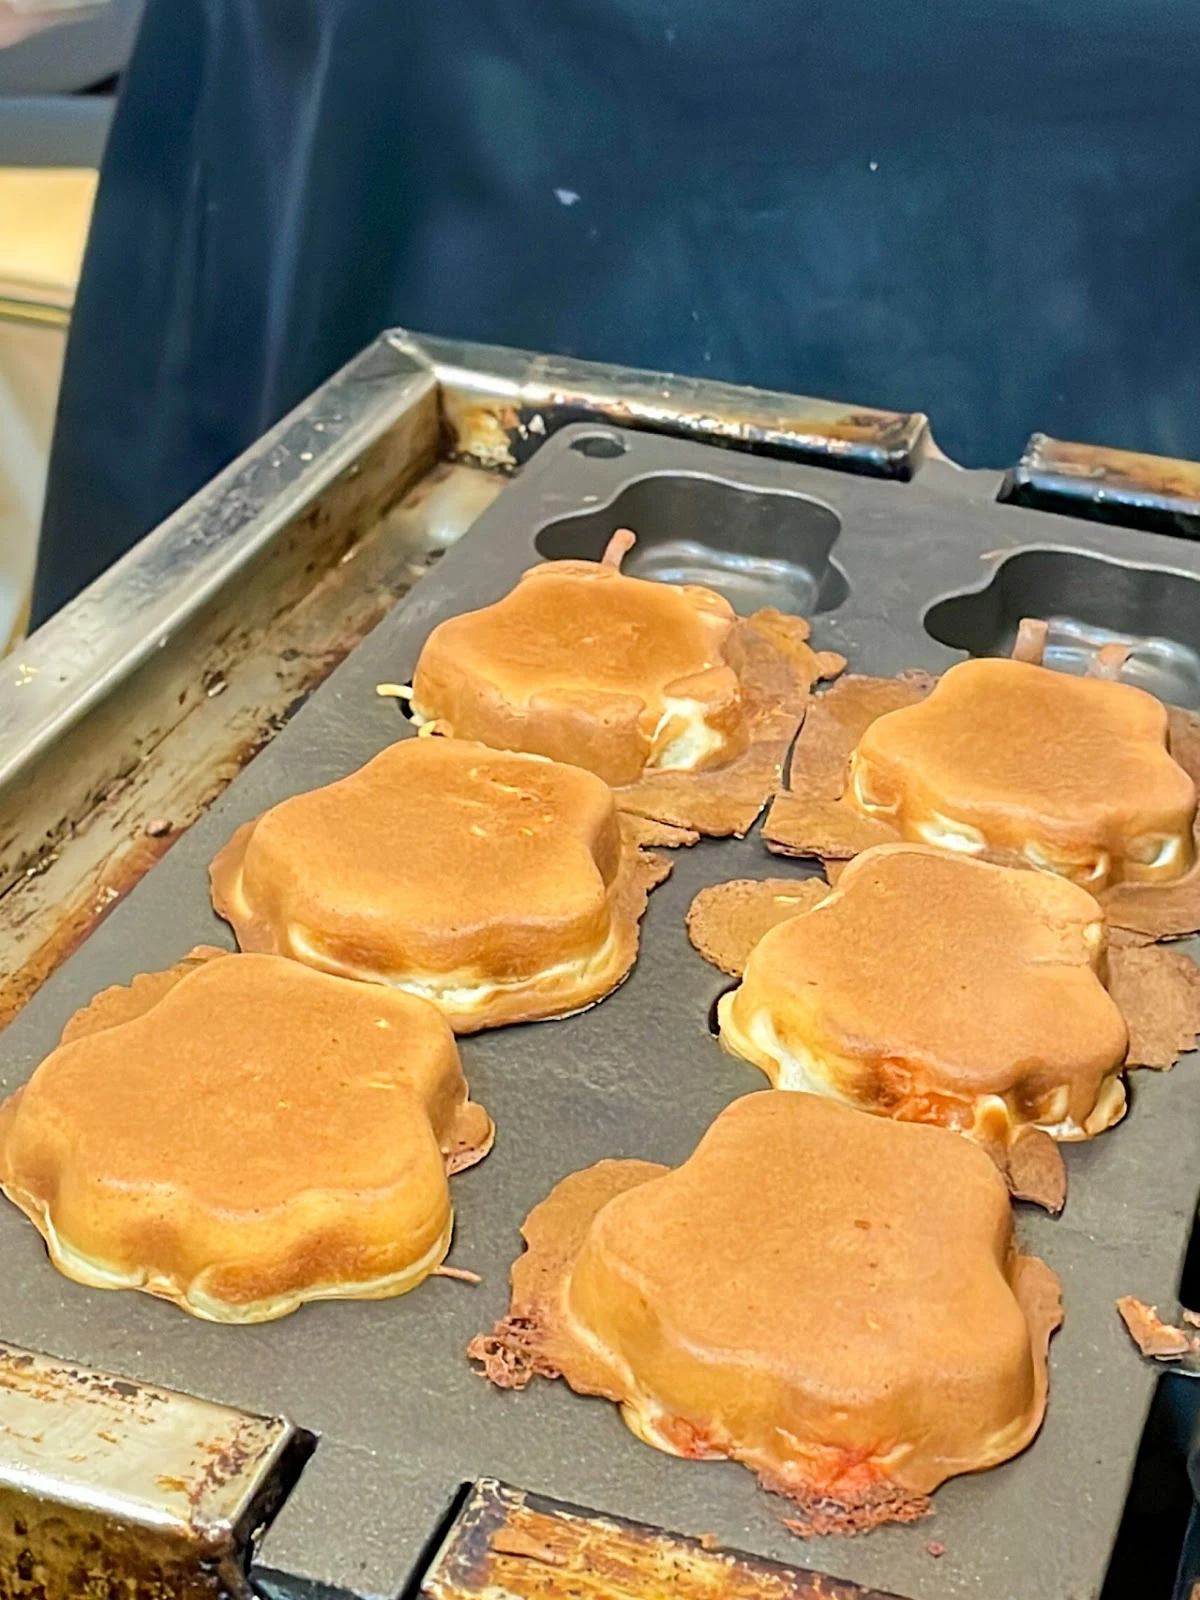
0, 1172, 455, 1325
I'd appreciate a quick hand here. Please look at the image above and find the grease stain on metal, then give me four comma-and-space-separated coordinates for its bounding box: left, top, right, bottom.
422, 1481, 905, 1600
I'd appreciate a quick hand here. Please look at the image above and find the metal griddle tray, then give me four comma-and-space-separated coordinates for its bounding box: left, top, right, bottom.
4, 424, 1200, 1600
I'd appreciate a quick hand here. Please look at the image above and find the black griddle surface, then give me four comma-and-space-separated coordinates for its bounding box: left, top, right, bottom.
2, 428, 1199, 1600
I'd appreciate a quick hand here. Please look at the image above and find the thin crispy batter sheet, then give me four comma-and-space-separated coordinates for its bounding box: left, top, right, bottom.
765, 672, 1200, 941
614, 608, 845, 838
1004, 1128, 1067, 1215
211, 738, 671, 1034
763, 674, 934, 859
684, 876, 830, 976
1107, 946, 1200, 1069
1116, 1297, 1199, 1360
0, 952, 493, 1323
616, 813, 701, 851
470, 1093, 1061, 1535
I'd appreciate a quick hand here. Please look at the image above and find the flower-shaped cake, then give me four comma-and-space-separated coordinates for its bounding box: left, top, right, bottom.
211, 737, 666, 1031
720, 844, 1129, 1146
0, 950, 492, 1322
410, 541, 749, 788
472, 1092, 1060, 1533
847, 658, 1196, 890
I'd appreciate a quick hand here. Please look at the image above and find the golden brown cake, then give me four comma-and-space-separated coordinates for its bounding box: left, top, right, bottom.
211, 737, 667, 1032
845, 657, 1196, 890
0, 950, 492, 1322
472, 1092, 1061, 1531
719, 844, 1129, 1144
409, 539, 750, 786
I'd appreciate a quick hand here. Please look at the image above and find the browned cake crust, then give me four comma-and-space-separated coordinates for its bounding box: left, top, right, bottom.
411, 556, 751, 788
718, 845, 1129, 1147
471, 1093, 1061, 1533
0, 952, 492, 1322
408, 539, 844, 838
846, 659, 1196, 890
211, 738, 670, 1032
764, 666, 1200, 941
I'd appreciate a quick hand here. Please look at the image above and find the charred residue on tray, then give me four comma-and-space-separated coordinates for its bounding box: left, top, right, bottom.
0, 1346, 309, 1600
1003, 434, 1200, 536
422, 1479, 904, 1600
436, 351, 928, 479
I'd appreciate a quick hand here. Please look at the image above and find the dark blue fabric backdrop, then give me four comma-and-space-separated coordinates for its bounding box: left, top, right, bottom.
32, 0, 1200, 621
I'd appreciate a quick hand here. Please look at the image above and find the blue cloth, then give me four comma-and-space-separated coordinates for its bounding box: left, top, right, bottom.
33, 0, 1200, 621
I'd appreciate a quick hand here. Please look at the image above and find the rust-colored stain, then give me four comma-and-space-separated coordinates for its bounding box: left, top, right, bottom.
0, 569, 411, 1032
809, 410, 923, 451
0, 831, 177, 1031
0, 1345, 306, 1598
1005, 432, 1200, 534
0, 1345, 170, 1413
185, 1416, 275, 1517
423, 1481, 907, 1600
1023, 435, 1200, 503
443, 390, 926, 480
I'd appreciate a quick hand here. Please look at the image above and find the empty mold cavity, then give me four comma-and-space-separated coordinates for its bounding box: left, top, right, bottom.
535, 474, 848, 616
925, 547, 1200, 707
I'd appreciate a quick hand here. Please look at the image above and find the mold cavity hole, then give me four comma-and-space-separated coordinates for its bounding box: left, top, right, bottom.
537, 474, 849, 617
924, 548, 1200, 709
570, 432, 627, 459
